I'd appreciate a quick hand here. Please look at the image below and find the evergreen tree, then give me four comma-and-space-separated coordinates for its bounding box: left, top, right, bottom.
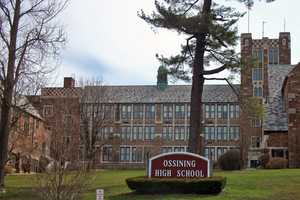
139, 0, 274, 154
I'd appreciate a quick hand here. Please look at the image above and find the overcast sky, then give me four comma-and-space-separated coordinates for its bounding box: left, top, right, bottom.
54, 0, 300, 86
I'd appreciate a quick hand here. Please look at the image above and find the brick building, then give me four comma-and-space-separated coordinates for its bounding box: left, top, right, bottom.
8, 97, 49, 172
33, 32, 300, 168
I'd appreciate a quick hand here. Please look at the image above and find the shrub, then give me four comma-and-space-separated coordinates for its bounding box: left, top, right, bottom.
126, 176, 226, 194
265, 158, 288, 169
218, 150, 241, 170
259, 154, 270, 169
4, 165, 14, 174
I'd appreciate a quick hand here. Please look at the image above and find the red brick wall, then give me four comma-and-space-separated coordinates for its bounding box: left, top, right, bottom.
284, 63, 300, 167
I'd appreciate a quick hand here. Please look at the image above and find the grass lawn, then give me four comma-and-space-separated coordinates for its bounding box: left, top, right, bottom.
1, 169, 300, 200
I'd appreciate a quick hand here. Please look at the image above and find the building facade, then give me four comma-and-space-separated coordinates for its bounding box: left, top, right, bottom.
33, 32, 300, 168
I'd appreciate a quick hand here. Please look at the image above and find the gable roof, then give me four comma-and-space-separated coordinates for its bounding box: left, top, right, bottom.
264, 64, 295, 131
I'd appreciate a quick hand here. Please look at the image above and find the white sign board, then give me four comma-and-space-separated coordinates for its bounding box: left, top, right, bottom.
96, 189, 104, 200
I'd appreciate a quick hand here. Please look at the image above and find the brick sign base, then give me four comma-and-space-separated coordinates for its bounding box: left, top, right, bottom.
148, 152, 211, 178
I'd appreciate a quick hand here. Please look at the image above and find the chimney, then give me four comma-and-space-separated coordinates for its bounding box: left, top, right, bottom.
64, 77, 75, 88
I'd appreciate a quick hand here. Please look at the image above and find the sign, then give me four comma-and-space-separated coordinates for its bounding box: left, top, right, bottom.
148, 152, 211, 178
96, 189, 104, 200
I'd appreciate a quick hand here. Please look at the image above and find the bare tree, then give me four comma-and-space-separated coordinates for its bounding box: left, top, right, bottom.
78, 78, 113, 170
0, 0, 68, 191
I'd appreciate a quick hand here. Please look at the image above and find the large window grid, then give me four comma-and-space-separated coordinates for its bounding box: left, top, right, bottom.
174, 126, 185, 140
163, 104, 173, 121
104, 104, 114, 120
120, 147, 131, 161
145, 104, 155, 119
252, 68, 263, 81
121, 104, 132, 121
251, 136, 261, 148
205, 104, 215, 119
121, 126, 131, 141
101, 127, 113, 140
133, 104, 143, 120
132, 126, 143, 140
269, 48, 279, 65
131, 147, 143, 162
175, 104, 185, 119
162, 127, 173, 141
252, 48, 263, 64
229, 104, 240, 119
102, 146, 113, 161
217, 126, 228, 140
217, 104, 228, 119
229, 127, 240, 140
144, 126, 155, 140
204, 126, 215, 140
253, 86, 263, 97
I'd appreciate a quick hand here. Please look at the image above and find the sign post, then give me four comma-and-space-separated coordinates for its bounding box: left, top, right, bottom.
96, 189, 104, 200
148, 152, 210, 178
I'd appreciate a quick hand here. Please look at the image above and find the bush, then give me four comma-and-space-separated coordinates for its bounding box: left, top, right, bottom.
259, 154, 270, 169
4, 165, 14, 174
126, 176, 226, 194
218, 150, 241, 170
265, 158, 288, 169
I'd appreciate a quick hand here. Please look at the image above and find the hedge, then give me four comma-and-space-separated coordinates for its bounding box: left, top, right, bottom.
126, 176, 226, 194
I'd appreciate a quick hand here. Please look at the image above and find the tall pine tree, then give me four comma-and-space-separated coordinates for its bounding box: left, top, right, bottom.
139, 0, 273, 154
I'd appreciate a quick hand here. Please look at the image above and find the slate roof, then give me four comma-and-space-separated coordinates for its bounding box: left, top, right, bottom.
86, 84, 240, 103
264, 64, 295, 131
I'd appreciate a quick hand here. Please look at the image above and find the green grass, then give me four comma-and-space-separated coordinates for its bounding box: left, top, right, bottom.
1, 169, 300, 200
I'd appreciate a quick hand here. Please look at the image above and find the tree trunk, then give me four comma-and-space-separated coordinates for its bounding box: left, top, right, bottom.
188, 0, 211, 155
188, 34, 206, 155
0, 0, 21, 190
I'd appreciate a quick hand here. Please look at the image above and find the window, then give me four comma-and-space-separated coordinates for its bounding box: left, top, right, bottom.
104, 104, 114, 120
174, 126, 185, 140
253, 86, 263, 97
209, 147, 216, 161
145, 104, 155, 119
271, 149, 285, 158
132, 126, 143, 140
186, 127, 190, 140
121, 104, 132, 121
162, 126, 173, 141
251, 136, 260, 148
217, 147, 225, 160
204, 126, 215, 140
43, 105, 53, 117
163, 104, 173, 121
101, 127, 113, 140
175, 104, 185, 119
120, 147, 130, 161
205, 104, 215, 119
133, 104, 143, 119
102, 146, 112, 161
229, 127, 240, 140
253, 48, 263, 64
121, 127, 131, 141
161, 147, 172, 154
187, 104, 190, 118
251, 119, 262, 128
269, 48, 279, 65
229, 104, 240, 119
144, 126, 155, 140
217, 127, 228, 140
204, 148, 209, 158
252, 68, 263, 81
132, 147, 143, 162
174, 146, 185, 152
217, 104, 228, 119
